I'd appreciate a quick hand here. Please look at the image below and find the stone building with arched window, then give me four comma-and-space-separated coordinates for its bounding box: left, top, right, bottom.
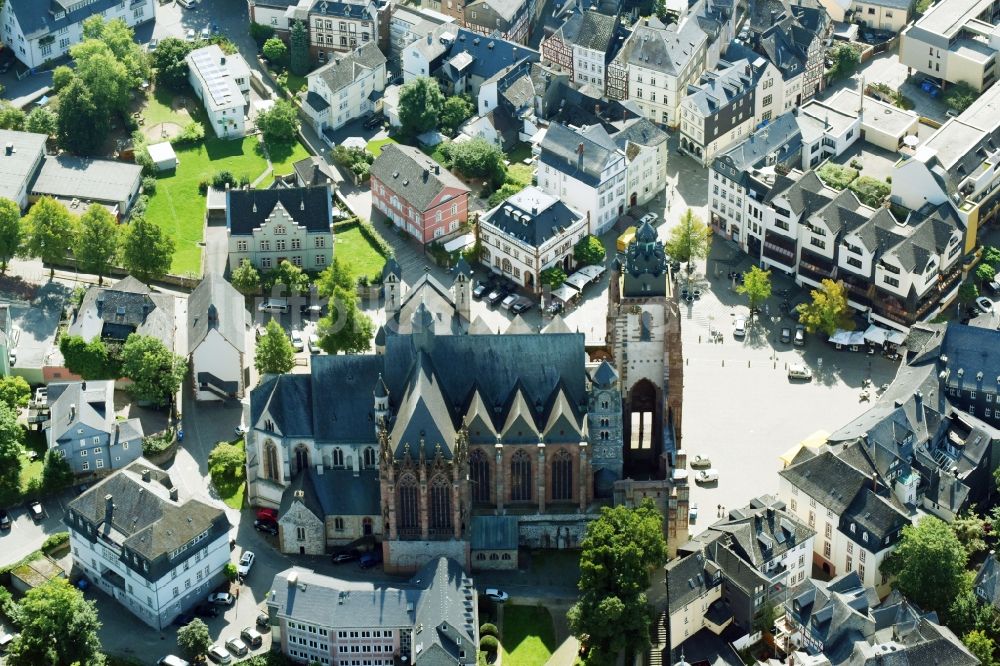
245, 267, 627, 572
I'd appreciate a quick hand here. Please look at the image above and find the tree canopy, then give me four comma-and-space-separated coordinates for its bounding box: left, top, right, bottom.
0, 402, 22, 506
230, 259, 261, 294
290, 20, 309, 75
255, 319, 296, 375
151, 37, 195, 90
665, 209, 711, 268
568, 500, 667, 664
75, 204, 119, 283
272, 259, 310, 294
574, 235, 606, 267
23, 197, 75, 276
447, 138, 506, 188
56, 77, 108, 155
59, 336, 118, 380
881, 516, 968, 616
25, 107, 57, 137
318, 286, 374, 355
963, 630, 997, 666
120, 216, 175, 283
177, 618, 212, 661
439, 95, 475, 136
796, 279, 853, 336
6, 578, 104, 666
257, 99, 300, 145
736, 265, 772, 313
0, 197, 22, 272
0, 376, 31, 410
120, 335, 186, 406
0, 103, 25, 131
263, 37, 287, 63
398, 77, 445, 135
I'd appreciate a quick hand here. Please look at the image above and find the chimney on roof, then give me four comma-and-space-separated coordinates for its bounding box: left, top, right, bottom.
577, 142, 584, 170
433, 164, 440, 175
81, 381, 86, 391
221, 56, 226, 66
142, 468, 151, 483
915, 391, 923, 421
169, 487, 179, 501
105, 494, 114, 522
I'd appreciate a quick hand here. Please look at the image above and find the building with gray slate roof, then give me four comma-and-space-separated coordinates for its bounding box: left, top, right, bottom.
0, 130, 46, 210
245, 263, 625, 572
0, 0, 155, 70
303, 42, 387, 141
68, 276, 176, 350
226, 185, 334, 272
267, 557, 478, 665
187, 273, 248, 401
44, 380, 144, 477
66, 458, 230, 630
478, 186, 587, 294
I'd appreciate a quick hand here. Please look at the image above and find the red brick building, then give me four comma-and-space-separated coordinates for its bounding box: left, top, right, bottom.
370, 143, 470, 245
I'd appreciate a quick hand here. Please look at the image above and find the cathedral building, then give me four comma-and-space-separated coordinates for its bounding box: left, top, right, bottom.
245, 262, 624, 572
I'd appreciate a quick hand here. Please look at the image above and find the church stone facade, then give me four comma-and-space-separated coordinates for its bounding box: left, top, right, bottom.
245, 262, 627, 573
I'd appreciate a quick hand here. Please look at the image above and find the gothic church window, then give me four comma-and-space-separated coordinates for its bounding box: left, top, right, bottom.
430, 475, 452, 533
332, 448, 344, 467
264, 441, 279, 481
511, 450, 531, 501
364, 447, 376, 467
470, 449, 490, 503
551, 450, 573, 501
397, 475, 419, 534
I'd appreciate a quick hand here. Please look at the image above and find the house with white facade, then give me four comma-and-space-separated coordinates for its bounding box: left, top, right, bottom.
187, 274, 248, 402
66, 459, 231, 630
613, 116, 669, 208
0, 0, 155, 70
537, 121, 626, 235
479, 186, 587, 293
267, 558, 479, 666
226, 186, 335, 272
303, 42, 387, 142
186, 45, 252, 139
539, 9, 620, 91
900, 0, 1000, 92
44, 381, 144, 477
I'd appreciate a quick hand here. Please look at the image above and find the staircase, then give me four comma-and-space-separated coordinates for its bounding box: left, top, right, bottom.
647, 611, 668, 666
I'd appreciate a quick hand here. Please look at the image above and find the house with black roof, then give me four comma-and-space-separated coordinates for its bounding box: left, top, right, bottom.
66, 459, 230, 630
226, 185, 334, 272
303, 42, 387, 142
68, 275, 176, 351
187, 273, 248, 402
478, 186, 588, 293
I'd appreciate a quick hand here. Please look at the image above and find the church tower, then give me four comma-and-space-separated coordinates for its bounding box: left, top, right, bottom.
452, 255, 473, 324
382, 256, 402, 318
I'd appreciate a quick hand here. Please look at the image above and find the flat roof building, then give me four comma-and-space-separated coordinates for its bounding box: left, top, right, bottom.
900, 0, 1000, 91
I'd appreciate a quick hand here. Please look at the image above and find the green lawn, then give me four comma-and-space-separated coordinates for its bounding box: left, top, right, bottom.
502, 605, 556, 666
367, 137, 397, 157
142, 88, 192, 128
220, 481, 246, 510
336, 225, 387, 282
267, 140, 312, 184
19, 454, 42, 494
145, 136, 270, 276
506, 142, 534, 187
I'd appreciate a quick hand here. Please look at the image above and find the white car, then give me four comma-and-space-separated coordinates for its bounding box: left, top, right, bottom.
976, 296, 994, 314
484, 588, 509, 603
501, 293, 518, 310
734, 317, 747, 338
308, 333, 321, 354
185, 29, 196, 41
290, 330, 305, 352
208, 592, 235, 606
696, 468, 719, 483
201, 27, 211, 40
638, 212, 658, 226
207, 644, 232, 665
690, 455, 711, 468
788, 363, 813, 381
237, 551, 255, 577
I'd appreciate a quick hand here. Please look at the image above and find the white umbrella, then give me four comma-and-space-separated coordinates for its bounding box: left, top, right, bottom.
903, 135, 919, 148
342, 136, 366, 150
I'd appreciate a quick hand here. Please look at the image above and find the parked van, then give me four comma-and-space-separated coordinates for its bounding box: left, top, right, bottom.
257, 298, 289, 313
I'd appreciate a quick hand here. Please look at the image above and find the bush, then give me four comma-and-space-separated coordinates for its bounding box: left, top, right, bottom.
250, 22, 276, 45
487, 182, 524, 208
480, 635, 499, 652
198, 179, 210, 196
448, 138, 506, 188
41, 532, 69, 554
849, 176, 891, 207
849, 158, 863, 170
142, 176, 157, 194
212, 170, 237, 189
356, 220, 394, 259
173, 121, 205, 146
224, 562, 239, 582
479, 623, 499, 638
817, 163, 859, 190
142, 430, 175, 456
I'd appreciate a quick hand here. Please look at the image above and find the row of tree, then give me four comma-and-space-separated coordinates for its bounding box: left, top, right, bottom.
0, 196, 175, 283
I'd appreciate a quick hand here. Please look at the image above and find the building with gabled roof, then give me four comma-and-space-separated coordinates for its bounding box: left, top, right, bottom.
66, 458, 230, 630
245, 265, 625, 572
370, 143, 470, 245
226, 185, 334, 272
187, 273, 248, 402
68, 275, 176, 351
303, 42, 387, 141
267, 557, 479, 665
186, 45, 252, 139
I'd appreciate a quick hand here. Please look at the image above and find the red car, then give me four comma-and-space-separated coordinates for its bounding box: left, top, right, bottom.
255, 508, 278, 522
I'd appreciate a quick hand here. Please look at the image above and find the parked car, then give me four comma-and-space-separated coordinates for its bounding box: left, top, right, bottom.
501, 293, 518, 310
359, 552, 382, 569
157, 656, 190, 666
472, 281, 490, 300
0, 510, 10, 530
208, 592, 235, 606
225, 638, 248, 658
195, 603, 219, 618
308, 334, 321, 354
290, 330, 305, 352
733, 317, 747, 338
300, 304, 323, 319
690, 455, 711, 468
696, 469, 720, 483
363, 113, 385, 130
511, 298, 533, 315
989, 279, 1000, 294
780, 327, 792, 344
185, 28, 196, 41
976, 296, 994, 314
200, 27, 211, 39
237, 551, 255, 577
207, 644, 232, 665
28, 501, 43, 522
794, 325, 806, 347
688, 503, 698, 522
485, 588, 509, 603
241, 627, 264, 649
177, 0, 197, 7
788, 363, 813, 381
147, 38, 159, 51
487, 286, 509, 306
638, 212, 658, 226
332, 551, 357, 564
253, 519, 278, 535
257, 611, 270, 628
